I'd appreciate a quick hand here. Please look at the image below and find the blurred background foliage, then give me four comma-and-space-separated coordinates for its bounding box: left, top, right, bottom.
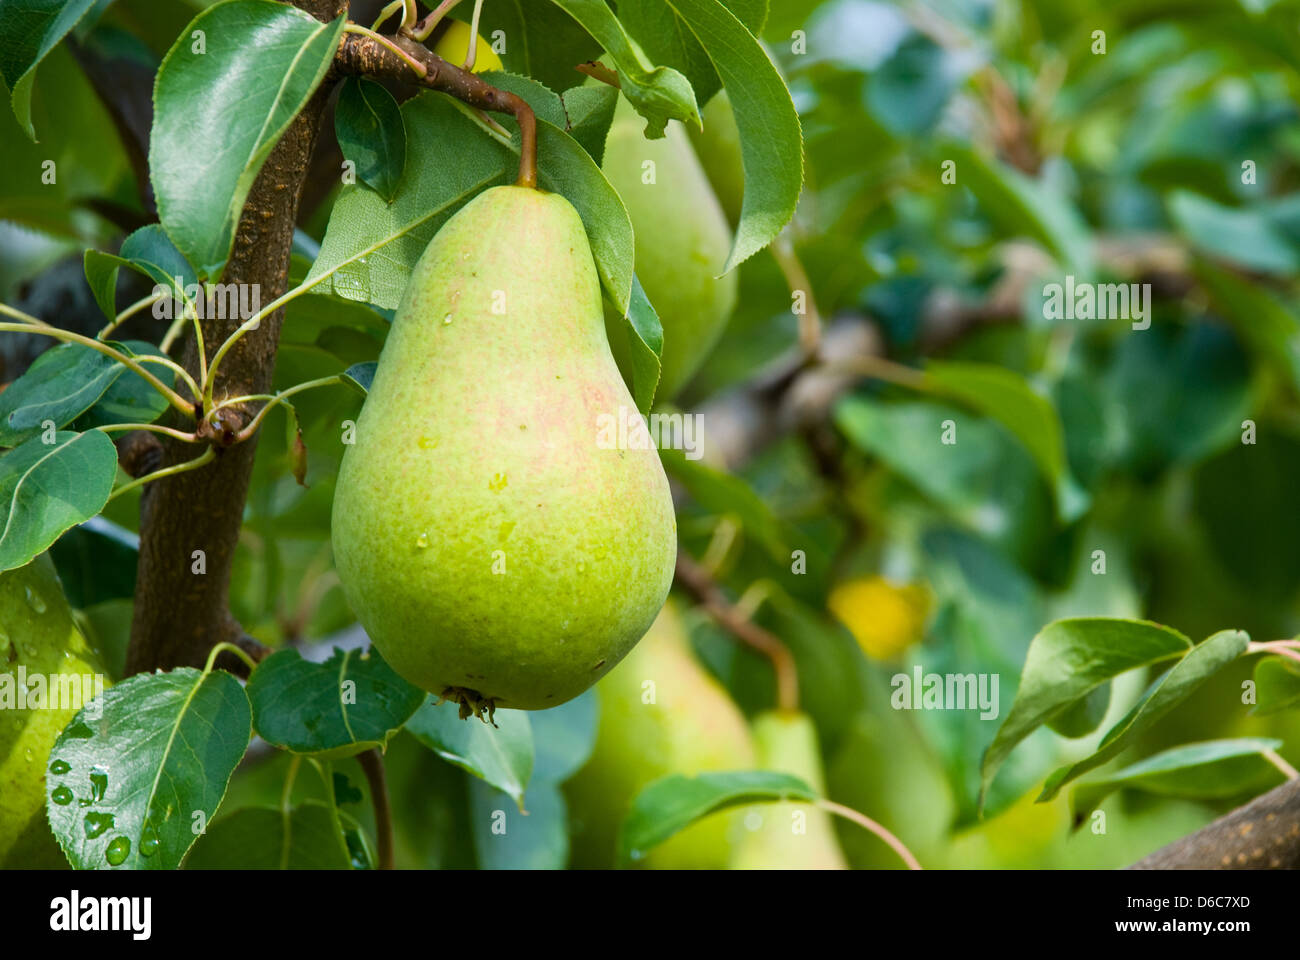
4, 0, 1300, 868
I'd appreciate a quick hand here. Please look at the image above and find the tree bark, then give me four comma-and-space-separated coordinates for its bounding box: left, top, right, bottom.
1130, 778, 1300, 869
125, 0, 349, 676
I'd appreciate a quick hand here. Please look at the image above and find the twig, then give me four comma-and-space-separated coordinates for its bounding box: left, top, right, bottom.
1263, 749, 1300, 781
1246, 640, 1300, 667
108, 446, 215, 501
97, 290, 165, 340
337, 31, 536, 188
674, 549, 799, 712
342, 24, 427, 76
94, 422, 201, 443
409, 0, 462, 41
770, 233, 822, 358
357, 749, 395, 869
815, 798, 922, 870
463, 0, 487, 71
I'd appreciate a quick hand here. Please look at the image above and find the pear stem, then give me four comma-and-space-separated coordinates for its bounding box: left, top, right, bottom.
815, 799, 923, 870
674, 549, 800, 712
336, 30, 538, 189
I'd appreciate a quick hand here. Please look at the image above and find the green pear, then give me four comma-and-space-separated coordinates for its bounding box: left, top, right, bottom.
0, 554, 109, 868
688, 91, 744, 227
566, 601, 755, 868
731, 710, 849, 869
331, 185, 676, 716
602, 97, 737, 401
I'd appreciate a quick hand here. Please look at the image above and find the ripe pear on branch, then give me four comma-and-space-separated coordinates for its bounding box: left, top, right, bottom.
731, 710, 849, 870
331, 184, 676, 719
565, 601, 756, 868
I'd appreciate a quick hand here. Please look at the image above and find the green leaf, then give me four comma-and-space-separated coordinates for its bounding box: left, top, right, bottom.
925, 360, 1087, 521
981, 618, 1192, 806
0, 0, 99, 139
0, 344, 127, 445
75, 342, 174, 431
605, 274, 663, 413
48, 516, 138, 609
46, 667, 252, 869
650, 0, 803, 271
478, 0, 602, 93
150, 1, 346, 277
84, 227, 201, 323
306, 93, 511, 309
835, 397, 1039, 531
334, 77, 406, 202
1195, 259, 1300, 392
1168, 191, 1298, 277
1071, 738, 1285, 823
947, 144, 1096, 277
405, 696, 533, 811
867, 35, 970, 135
615, 0, 769, 109
246, 647, 425, 761
0, 431, 118, 573
469, 778, 569, 869
119, 224, 201, 291
546, 0, 700, 137
533, 116, 635, 313
184, 801, 365, 869
1039, 629, 1251, 801
660, 447, 791, 563
82, 251, 132, 322
618, 771, 815, 866
487, 71, 567, 128
1253, 656, 1300, 716
561, 84, 619, 164
530, 689, 598, 783
1046, 683, 1111, 739
341, 361, 377, 395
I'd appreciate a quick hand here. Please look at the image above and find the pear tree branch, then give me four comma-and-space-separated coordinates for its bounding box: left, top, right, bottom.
333, 29, 536, 188
674, 549, 799, 713
1130, 778, 1300, 869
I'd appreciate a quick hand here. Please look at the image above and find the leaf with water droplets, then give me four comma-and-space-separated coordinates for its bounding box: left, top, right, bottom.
246, 647, 424, 761
45, 668, 251, 870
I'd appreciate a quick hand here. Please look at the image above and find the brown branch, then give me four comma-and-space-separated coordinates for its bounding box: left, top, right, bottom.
357, 749, 395, 869
114, 430, 164, 479
334, 31, 537, 188
1130, 778, 1300, 869
674, 549, 799, 712
125, 0, 349, 676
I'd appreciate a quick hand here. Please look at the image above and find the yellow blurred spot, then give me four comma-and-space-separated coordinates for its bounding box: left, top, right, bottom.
828, 576, 929, 660
432, 20, 503, 74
